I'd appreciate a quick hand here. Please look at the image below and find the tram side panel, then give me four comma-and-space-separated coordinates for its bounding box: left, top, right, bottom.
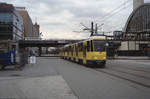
60, 38, 107, 68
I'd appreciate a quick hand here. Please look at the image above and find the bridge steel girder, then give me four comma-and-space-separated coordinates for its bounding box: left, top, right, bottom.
18, 40, 68, 48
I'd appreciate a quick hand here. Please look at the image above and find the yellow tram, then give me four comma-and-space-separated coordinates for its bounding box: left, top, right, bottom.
59, 37, 107, 68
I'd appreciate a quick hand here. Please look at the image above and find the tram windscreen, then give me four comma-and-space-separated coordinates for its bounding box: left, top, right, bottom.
93, 40, 105, 52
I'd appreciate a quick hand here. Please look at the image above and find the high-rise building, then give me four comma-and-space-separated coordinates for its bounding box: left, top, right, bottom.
0, 3, 24, 40
133, 0, 144, 10
33, 22, 40, 37
16, 7, 40, 39
16, 7, 33, 37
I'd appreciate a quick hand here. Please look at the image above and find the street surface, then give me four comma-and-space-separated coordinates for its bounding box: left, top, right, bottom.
0, 57, 150, 99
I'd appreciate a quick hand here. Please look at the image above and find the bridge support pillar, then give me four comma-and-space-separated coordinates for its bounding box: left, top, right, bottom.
46, 47, 49, 54
39, 47, 42, 57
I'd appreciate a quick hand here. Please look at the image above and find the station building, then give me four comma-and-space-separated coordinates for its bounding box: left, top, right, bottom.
116, 3, 150, 56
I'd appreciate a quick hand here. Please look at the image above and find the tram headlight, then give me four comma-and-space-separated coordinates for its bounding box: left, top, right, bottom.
94, 56, 98, 60
103, 57, 106, 60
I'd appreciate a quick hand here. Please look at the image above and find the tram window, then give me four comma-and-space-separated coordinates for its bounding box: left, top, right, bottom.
80, 43, 82, 51
91, 40, 93, 51
87, 41, 90, 52
79, 43, 83, 51
71, 46, 73, 55
82, 43, 84, 51
69, 46, 71, 52
93, 40, 105, 52
75, 45, 78, 56
78, 44, 80, 51
67, 48, 69, 55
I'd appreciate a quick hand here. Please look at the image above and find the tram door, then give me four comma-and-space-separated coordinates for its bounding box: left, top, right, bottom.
83, 44, 87, 64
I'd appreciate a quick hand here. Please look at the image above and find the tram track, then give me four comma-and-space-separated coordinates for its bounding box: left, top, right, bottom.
95, 67, 150, 88
107, 63, 150, 73
114, 66, 150, 74
107, 67, 150, 80
107, 61, 150, 73
106, 66, 150, 79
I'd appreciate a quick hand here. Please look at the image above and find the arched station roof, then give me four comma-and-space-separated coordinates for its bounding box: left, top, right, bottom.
124, 3, 150, 33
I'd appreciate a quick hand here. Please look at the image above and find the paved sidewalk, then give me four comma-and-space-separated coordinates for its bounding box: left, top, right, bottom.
0, 57, 78, 99
0, 76, 78, 99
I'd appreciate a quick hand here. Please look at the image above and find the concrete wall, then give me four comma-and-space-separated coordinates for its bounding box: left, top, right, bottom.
119, 41, 140, 51
129, 41, 136, 50
119, 41, 128, 51
136, 42, 140, 50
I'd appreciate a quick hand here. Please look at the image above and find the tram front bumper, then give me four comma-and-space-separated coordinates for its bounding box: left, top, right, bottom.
87, 60, 106, 65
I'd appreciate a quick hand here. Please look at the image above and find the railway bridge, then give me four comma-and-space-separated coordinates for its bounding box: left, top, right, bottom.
18, 39, 82, 56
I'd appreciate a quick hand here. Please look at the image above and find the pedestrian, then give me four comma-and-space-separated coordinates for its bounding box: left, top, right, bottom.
29, 50, 36, 64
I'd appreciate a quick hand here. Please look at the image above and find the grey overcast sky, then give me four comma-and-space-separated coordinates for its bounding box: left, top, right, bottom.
1, 0, 150, 39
